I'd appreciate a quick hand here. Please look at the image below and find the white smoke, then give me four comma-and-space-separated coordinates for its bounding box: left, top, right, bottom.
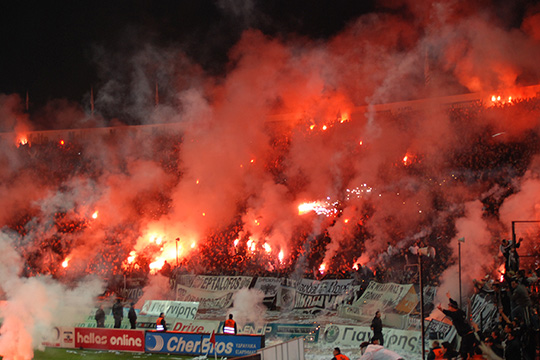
0, 232, 104, 360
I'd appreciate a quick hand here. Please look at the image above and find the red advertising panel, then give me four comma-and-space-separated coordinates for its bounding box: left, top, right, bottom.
75, 328, 145, 352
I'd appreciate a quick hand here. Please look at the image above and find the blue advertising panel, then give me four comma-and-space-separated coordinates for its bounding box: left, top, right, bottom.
265, 323, 320, 343
145, 331, 264, 357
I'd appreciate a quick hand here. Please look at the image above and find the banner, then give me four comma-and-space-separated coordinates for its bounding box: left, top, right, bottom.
177, 275, 253, 291
277, 285, 296, 310
75, 328, 145, 352
41, 327, 75, 348
253, 277, 282, 299
322, 324, 420, 354
140, 300, 199, 319
176, 285, 236, 309
425, 319, 453, 340
144, 332, 264, 356
469, 292, 499, 334
339, 282, 414, 319
294, 279, 354, 310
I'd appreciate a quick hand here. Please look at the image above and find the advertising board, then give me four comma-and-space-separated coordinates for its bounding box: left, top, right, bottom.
74, 328, 145, 352
145, 332, 264, 356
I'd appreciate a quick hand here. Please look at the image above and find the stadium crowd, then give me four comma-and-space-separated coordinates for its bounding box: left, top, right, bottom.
4, 97, 540, 358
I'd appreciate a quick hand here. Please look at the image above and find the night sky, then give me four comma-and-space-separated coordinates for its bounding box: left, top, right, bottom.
0, 1, 376, 109
0, 0, 537, 121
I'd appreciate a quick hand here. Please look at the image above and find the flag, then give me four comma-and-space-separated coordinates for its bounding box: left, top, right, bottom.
209, 330, 216, 346
458, 237, 465, 243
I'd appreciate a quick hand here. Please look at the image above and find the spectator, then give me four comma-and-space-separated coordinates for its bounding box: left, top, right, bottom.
440, 341, 458, 360
331, 347, 349, 360
370, 311, 384, 345
427, 340, 443, 360
437, 293, 477, 359
359, 341, 404, 360
128, 302, 137, 329
95, 305, 105, 328
112, 299, 123, 328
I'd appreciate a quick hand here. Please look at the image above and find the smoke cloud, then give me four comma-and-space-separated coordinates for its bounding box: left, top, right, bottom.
1, 2, 540, 357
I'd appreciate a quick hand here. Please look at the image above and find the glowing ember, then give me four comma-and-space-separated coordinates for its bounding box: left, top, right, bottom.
298, 200, 339, 217
127, 251, 136, 264
322, 125, 328, 130
319, 263, 326, 274
92, 211, 98, 219
17, 137, 28, 147
250, 159, 255, 163
359, 140, 363, 146
59, 140, 65, 145
247, 239, 256, 252
344, 219, 349, 223
149, 235, 162, 245
234, 239, 239, 247
149, 259, 165, 273
62, 258, 69, 268
309, 125, 315, 130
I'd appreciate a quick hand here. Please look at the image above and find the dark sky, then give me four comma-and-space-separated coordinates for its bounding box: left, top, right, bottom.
0, 0, 376, 108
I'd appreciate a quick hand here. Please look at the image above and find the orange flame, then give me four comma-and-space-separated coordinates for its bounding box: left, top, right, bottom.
62, 258, 70, 268
92, 211, 98, 219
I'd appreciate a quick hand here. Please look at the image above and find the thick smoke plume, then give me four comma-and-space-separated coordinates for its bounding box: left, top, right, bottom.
1, 2, 540, 357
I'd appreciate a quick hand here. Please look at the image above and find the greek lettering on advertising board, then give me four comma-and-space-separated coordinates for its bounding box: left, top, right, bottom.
322, 324, 420, 353
140, 300, 199, 319
145, 332, 264, 356
177, 275, 253, 291
176, 285, 235, 310
41, 326, 75, 348
265, 323, 320, 342
75, 328, 145, 352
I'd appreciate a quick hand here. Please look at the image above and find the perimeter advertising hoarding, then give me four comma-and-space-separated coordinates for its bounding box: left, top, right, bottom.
145, 331, 264, 357
264, 323, 320, 343
75, 328, 145, 352
322, 324, 420, 354
41, 327, 75, 348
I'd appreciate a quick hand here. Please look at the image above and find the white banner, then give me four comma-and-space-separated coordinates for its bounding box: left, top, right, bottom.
296, 279, 354, 296
176, 284, 236, 309
292, 279, 354, 310
139, 300, 199, 319
340, 282, 414, 319
322, 324, 420, 354
253, 277, 282, 297
177, 275, 253, 291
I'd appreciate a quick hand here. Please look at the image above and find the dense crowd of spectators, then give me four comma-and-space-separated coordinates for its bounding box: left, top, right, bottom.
3, 97, 540, 294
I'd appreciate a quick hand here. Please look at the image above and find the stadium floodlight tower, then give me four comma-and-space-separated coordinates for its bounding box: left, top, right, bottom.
412, 246, 436, 360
